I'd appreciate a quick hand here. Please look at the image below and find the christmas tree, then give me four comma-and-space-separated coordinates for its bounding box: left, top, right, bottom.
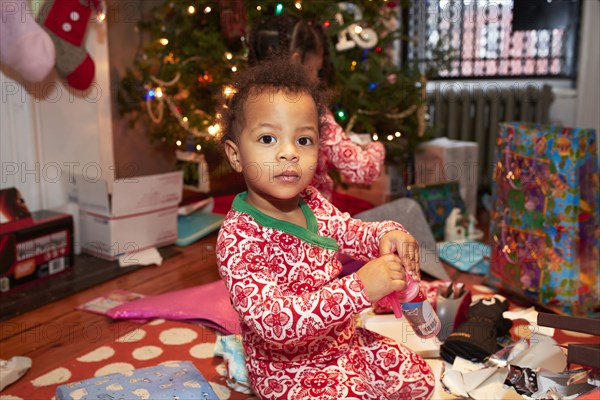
117, 0, 450, 171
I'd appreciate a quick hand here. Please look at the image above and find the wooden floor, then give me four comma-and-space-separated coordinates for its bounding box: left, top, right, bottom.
0, 231, 485, 384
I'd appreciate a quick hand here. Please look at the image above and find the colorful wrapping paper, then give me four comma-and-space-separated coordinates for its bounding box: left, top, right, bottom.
489, 122, 599, 316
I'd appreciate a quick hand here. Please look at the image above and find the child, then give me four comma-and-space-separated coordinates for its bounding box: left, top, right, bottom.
248, 14, 385, 201
216, 59, 434, 399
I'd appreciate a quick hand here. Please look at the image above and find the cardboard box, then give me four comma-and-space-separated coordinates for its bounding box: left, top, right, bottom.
414, 137, 479, 216
336, 165, 405, 207
77, 171, 183, 261
0, 207, 74, 295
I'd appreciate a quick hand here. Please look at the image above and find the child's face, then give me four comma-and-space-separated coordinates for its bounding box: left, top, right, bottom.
302, 51, 323, 84
291, 50, 323, 84
224, 88, 319, 205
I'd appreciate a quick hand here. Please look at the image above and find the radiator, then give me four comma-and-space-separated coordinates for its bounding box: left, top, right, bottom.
425, 83, 554, 186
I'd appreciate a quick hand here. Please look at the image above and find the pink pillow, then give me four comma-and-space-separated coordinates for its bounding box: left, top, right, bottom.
107, 280, 240, 335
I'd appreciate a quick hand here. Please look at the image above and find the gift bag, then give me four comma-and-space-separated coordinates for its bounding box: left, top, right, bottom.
489, 122, 599, 317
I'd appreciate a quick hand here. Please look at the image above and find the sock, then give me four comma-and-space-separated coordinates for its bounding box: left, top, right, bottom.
0, 0, 56, 82
37, 0, 100, 90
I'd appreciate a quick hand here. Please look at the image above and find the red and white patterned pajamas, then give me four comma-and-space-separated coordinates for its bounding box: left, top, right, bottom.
217, 187, 435, 399
311, 111, 386, 200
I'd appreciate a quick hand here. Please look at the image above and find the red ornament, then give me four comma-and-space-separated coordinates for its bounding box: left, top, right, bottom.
198, 71, 213, 85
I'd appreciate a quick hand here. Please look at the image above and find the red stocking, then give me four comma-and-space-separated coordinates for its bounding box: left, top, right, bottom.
37, 0, 101, 90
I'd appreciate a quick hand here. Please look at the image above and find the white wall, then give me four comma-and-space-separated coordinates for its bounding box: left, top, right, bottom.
1, 20, 114, 211
1, 70, 43, 210
576, 0, 600, 160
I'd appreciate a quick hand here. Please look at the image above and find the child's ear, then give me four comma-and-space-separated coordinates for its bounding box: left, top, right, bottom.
290, 51, 302, 65
224, 139, 243, 173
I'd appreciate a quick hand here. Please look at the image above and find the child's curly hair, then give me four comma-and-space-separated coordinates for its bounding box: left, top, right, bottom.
248, 14, 333, 85
217, 58, 329, 144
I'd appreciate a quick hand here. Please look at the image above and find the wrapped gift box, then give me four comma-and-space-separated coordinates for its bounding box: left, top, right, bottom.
55, 361, 218, 399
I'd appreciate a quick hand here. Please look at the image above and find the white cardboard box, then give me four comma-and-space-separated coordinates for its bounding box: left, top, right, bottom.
414, 137, 479, 216
77, 171, 183, 261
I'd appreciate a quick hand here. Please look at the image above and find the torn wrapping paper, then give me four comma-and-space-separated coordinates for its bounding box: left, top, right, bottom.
0, 356, 32, 391
503, 307, 555, 338
441, 333, 570, 399
213, 334, 252, 394
504, 367, 597, 399
118, 247, 163, 268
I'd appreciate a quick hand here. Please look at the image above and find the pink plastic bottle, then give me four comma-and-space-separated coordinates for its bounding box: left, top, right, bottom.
386, 275, 441, 339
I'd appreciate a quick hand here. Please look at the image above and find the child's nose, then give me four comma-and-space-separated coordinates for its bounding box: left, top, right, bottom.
278, 143, 299, 161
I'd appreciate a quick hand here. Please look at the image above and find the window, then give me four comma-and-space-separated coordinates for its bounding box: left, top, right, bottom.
405, 0, 580, 78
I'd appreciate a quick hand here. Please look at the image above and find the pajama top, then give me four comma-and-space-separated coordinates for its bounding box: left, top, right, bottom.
216, 187, 435, 399
311, 110, 386, 200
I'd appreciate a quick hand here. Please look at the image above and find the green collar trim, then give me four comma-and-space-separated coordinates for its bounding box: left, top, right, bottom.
232, 192, 338, 250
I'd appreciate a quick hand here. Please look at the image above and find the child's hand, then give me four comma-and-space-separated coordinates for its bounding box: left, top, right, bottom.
379, 230, 421, 282
356, 254, 407, 303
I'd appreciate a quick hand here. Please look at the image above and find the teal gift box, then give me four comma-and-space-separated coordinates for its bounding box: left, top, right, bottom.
55, 361, 218, 399
489, 122, 600, 317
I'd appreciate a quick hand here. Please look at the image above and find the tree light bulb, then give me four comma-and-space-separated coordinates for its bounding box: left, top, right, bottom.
295, 2, 302, 10
187, 5, 196, 14
176, 140, 182, 146
387, 134, 394, 141
204, 6, 211, 13
155, 87, 163, 98
225, 52, 233, 60
395, 131, 401, 137
208, 124, 220, 135
223, 85, 235, 97
196, 144, 202, 151
159, 38, 169, 46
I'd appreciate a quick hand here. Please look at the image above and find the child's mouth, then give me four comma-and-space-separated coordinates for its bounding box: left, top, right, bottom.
276, 172, 300, 182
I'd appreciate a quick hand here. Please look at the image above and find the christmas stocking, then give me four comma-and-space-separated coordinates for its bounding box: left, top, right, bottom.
37, 0, 101, 90
0, 0, 56, 82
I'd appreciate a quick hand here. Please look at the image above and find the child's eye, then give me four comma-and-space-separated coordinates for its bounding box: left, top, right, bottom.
297, 137, 314, 146
258, 135, 276, 144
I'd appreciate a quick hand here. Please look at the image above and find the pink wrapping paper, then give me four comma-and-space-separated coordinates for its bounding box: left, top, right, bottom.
107, 280, 240, 334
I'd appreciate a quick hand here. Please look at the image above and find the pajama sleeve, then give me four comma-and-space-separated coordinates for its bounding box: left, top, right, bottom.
321, 111, 386, 185
217, 215, 371, 347
309, 188, 409, 262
